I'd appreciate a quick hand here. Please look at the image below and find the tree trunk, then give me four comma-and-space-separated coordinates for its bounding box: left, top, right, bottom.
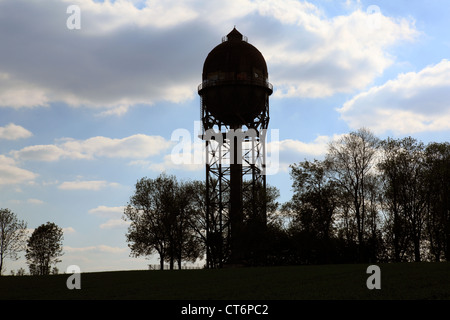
446, 227, 450, 262
414, 237, 421, 262
170, 256, 174, 270
393, 215, 401, 262
160, 253, 164, 270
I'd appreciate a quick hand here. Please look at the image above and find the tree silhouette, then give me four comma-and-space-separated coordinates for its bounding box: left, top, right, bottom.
26, 222, 63, 275
280, 130, 448, 264
378, 137, 427, 262
124, 174, 203, 270
241, 182, 280, 265
123, 131, 449, 267
0, 208, 27, 276
423, 142, 450, 261
326, 128, 379, 261
282, 159, 338, 264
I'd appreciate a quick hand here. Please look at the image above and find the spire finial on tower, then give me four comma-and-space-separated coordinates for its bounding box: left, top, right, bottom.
227, 27, 243, 41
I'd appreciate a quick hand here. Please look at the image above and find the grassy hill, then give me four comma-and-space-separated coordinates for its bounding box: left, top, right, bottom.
1, 263, 449, 300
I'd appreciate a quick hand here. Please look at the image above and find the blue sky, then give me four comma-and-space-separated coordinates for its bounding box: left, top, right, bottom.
1, 0, 449, 273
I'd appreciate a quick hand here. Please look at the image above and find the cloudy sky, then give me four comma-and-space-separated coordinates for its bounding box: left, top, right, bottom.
1, 0, 449, 273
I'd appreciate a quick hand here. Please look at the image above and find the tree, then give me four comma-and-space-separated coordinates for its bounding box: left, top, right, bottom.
378, 137, 427, 262
184, 180, 221, 268
124, 174, 203, 270
26, 222, 63, 275
171, 180, 204, 269
241, 182, 280, 265
124, 176, 168, 270
363, 174, 384, 262
378, 138, 408, 262
0, 208, 28, 276
423, 142, 450, 261
283, 159, 339, 264
326, 128, 379, 262
287, 159, 337, 239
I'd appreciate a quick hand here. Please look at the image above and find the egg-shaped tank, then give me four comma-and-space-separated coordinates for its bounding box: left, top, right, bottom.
198, 28, 272, 127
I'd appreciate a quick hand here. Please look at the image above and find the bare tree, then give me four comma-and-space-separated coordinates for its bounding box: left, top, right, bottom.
0, 208, 28, 276
326, 128, 379, 261
378, 137, 427, 262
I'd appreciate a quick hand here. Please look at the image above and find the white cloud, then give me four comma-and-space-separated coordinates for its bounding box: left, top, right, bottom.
0, 0, 201, 112
88, 205, 128, 229
150, 154, 204, 172
195, 0, 257, 25
7, 198, 45, 205
96, 105, 130, 117
69, 0, 199, 31
100, 219, 130, 229
277, 136, 331, 156
267, 135, 343, 172
128, 137, 205, 172
88, 205, 125, 217
63, 227, 76, 234
60, 134, 173, 159
0, 155, 37, 185
0, 123, 32, 140
129, 158, 200, 172
0, 0, 418, 113
12, 145, 67, 162
0, 72, 50, 108
58, 180, 120, 191
12, 134, 173, 161
65, 245, 127, 254
27, 198, 44, 205
339, 59, 450, 135
260, 7, 418, 98
256, 0, 324, 27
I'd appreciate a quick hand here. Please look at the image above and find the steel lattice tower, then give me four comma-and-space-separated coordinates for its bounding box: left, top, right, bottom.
198, 28, 272, 267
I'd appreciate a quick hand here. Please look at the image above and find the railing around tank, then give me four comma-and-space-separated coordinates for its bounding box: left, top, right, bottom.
222, 35, 248, 43
198, 79, 273, 93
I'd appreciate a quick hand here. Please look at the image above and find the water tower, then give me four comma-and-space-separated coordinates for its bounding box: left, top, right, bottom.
198, 28, 272, 267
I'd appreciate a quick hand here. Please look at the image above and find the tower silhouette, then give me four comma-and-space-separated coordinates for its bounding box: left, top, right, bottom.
198, 28, 272, 267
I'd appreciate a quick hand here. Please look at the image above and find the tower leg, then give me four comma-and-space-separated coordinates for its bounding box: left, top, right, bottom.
229, 163, 243, 265
229, 130, 243, 265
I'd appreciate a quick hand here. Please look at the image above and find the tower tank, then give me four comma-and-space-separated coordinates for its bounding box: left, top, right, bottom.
198, 28, 272, 128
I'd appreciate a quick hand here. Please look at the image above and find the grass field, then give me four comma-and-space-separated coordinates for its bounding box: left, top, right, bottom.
1, 263, 449, 300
